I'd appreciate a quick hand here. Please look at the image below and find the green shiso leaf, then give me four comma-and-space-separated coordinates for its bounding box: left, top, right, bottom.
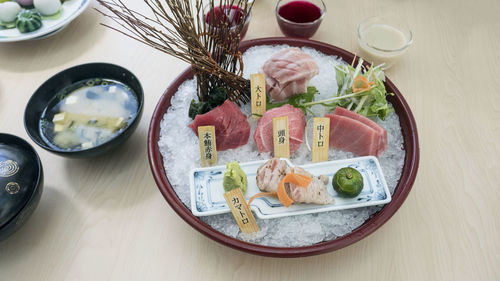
266, 86, 320, 115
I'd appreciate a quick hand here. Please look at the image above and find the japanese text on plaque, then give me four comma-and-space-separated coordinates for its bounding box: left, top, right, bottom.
272, 116, 290, 158
223, 188, 259, 233
312, 117, 330, 162
197, 126, 217, 167
250, 73, 266, 118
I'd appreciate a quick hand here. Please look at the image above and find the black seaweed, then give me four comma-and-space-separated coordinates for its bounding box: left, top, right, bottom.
188, 87, 228, 119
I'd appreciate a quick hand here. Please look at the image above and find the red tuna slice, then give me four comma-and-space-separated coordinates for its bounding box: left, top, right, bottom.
188, 100, 250, 151
254, 104, 306, 154
333, 107, 387, 155
326, 113, 379, 156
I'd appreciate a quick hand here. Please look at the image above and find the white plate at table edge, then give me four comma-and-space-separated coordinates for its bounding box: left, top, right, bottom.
190, 156, 392, 219
0, 0, 90, 42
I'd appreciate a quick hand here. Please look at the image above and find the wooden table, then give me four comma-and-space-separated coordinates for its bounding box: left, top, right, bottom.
0, 0, 498, 280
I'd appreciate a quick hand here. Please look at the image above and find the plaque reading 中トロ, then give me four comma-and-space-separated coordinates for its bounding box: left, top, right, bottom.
312, 117, 330, 162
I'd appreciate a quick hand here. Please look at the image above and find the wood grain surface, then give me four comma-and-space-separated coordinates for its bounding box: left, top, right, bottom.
0, 0, 499, 280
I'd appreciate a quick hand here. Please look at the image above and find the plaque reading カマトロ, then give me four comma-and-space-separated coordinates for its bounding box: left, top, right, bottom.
223, 188, 259, 233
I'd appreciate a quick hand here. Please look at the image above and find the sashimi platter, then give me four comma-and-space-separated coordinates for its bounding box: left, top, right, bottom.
151, 38, 418, 252
96, 0, 419, 256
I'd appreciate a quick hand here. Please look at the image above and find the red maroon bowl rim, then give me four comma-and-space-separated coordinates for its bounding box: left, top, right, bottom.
147, 37, 420, 258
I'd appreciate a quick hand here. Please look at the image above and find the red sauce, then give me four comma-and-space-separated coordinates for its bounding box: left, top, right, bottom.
276, 1, 324, 38
278, 1, 322, 23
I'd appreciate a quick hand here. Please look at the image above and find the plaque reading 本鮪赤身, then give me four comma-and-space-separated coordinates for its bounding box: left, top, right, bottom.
198, 126, 217, 167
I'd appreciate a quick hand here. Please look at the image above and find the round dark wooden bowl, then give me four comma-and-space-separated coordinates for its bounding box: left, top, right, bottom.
148, 37, 419, 257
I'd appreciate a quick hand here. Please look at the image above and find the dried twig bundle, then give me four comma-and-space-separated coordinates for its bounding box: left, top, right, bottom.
96, 0, 253, 105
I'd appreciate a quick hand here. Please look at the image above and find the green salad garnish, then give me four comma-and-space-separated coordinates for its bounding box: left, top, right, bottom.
305, 58, 394, 120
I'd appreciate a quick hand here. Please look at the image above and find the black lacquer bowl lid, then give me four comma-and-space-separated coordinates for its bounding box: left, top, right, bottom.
0, 133, 43, 229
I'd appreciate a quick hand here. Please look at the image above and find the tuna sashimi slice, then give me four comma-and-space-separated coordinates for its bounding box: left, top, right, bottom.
262, 47, 319, 102
267, 78, 308, 102
333, 107, 387, 155
253, 104, 306, 155
326, 114, 379, 156
188, 100, 250, 151
262, 48, 318, 84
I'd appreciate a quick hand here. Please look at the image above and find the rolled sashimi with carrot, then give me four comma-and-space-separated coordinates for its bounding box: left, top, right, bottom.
249, 158, 334, 207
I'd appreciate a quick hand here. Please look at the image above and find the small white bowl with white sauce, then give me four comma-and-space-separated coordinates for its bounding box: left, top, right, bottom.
357, 16, 413, 69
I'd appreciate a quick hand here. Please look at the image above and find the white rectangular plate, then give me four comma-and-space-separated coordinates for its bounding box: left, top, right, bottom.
190, 156, 391, 219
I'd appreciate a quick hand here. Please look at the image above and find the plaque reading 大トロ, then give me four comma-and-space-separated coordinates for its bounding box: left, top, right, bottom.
250, 73, 266, 118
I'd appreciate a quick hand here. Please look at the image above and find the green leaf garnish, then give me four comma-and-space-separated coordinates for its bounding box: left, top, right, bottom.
266, 86, 320, 115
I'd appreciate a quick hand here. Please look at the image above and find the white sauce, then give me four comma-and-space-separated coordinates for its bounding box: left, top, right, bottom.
359, 24, 409, 69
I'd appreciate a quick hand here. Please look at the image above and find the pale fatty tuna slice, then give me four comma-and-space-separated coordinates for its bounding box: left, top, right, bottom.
262, 47, 319, 102
253, 104, 306, 155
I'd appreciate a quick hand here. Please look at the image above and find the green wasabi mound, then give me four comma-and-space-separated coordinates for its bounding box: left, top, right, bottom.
223, 162, 247, 193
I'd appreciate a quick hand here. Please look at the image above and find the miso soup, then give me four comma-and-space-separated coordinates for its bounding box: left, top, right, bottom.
39, 78, 139, 151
